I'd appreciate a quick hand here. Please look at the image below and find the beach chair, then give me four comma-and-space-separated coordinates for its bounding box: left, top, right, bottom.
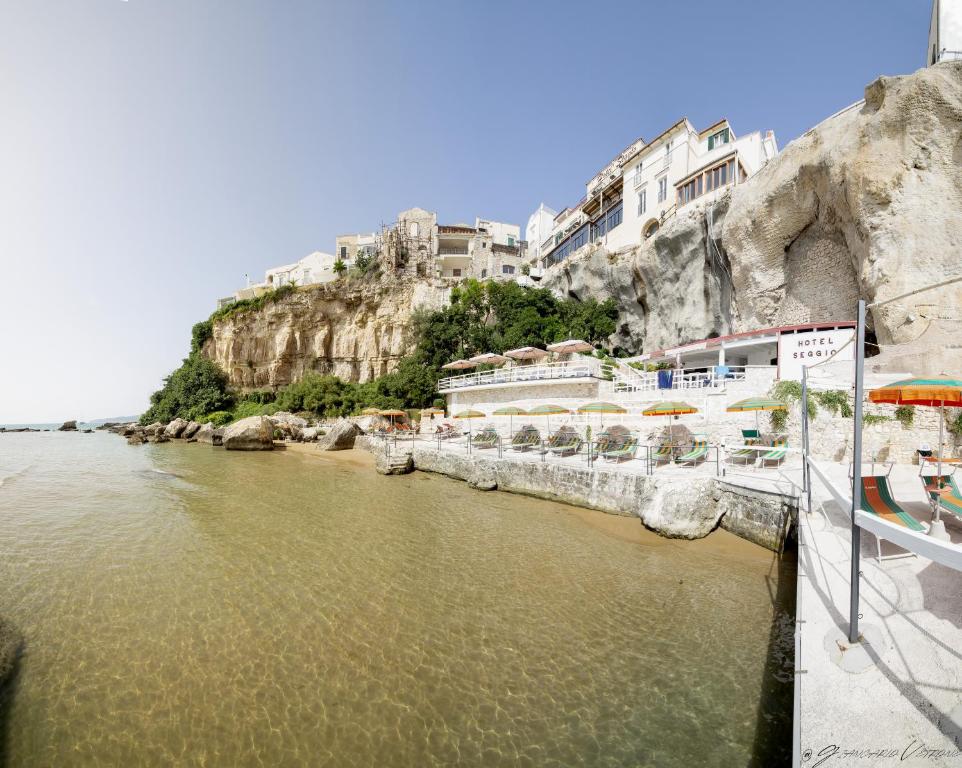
920, 473, 962, 521
675, 438, 709, 466
758, 436, 788, 467
650, 442, 674, 466
510, 424, 540, 452
437, 423, 461, 441
602, 436, 637, 463
727, 429, 761, 465
470, 427, 500, 449
547, 426, 581, 457
860, 475, 926, 562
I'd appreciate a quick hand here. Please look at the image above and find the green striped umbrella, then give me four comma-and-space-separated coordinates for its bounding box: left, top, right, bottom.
726, 396, 787, 436
493, 406, 527, 437
577, 401, 627, 429
528, 404, 571, 436
643, 401, 699, 444
454, 409, 485, 436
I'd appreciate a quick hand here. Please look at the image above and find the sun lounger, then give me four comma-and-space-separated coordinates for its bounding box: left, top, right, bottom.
436, 423, 461, 440
650, 443, 674, 465
921, 474, 962, 520
601, 437, 637, 463
470, 428, 500, 449
545, 427, 580, 457
759, 437, 788, 467
510, 425, 540, 451
860, 475, 926, 561
728, 429, 761, 465
675, 439, 708, 466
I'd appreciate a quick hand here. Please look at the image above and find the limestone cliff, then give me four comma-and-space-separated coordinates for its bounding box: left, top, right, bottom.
544, 62, 962, 370
203, 277, 450, 390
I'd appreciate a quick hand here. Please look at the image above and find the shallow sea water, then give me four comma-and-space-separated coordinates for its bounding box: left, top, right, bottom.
0, 432, 794, 766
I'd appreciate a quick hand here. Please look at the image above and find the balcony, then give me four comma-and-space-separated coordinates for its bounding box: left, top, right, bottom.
438, 360, 598, 391
438, 247, 470, 256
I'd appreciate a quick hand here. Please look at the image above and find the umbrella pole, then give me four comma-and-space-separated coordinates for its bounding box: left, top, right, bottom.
937, 401, 944, 523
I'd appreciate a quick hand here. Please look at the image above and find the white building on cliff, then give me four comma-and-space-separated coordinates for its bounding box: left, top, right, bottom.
928, 0, 962, 64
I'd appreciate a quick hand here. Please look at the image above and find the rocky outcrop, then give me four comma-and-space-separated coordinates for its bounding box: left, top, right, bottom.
221, 416, 274, 451
146, 433, 169, 444
203, 276, 450, 390
315, 420, 360, 451
164, 418, 189, 439
127, 432, 146, 445
543, 63, 962, 370
195, 423, 222, 446
143, 422, 165, 436
182, 421, 202, 440
57, 420, 77, 431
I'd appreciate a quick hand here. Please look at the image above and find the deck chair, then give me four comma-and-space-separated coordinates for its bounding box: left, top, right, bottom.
602, 436, 637, 463
920, 473, 962, 521
758, 436, 788, 467
547, 426, 581, 457
676, 438, 709, 466
437, 423, 461, 440
728, 429, 761, 465
470, 427, 499, 449
650, 442, 674, 466
860, 475, 926, 562
510, 424, 540, 451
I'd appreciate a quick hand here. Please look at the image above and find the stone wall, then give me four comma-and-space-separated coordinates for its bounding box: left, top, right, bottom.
363, 440, 797, 552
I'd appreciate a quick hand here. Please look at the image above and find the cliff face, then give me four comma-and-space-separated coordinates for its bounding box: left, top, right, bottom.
544, 62, 962, 368
204, 277, 450, 390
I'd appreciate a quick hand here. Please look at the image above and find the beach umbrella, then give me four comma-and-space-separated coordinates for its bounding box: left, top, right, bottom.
576, 401, 627, 430
442, 359, 477, 370
379, 409, 407, 429
547, 339, 593, 355
361, 407, 381, 416
726, 396, 787, 437
869, 374, 962, 529
528, 403, 571, 437
492, 405, 528, 437
422, 407, 445, 416
468, 353, 510, 366
505, 346, 548, 364
643, 401, 699, 444
453, 408, 485, 435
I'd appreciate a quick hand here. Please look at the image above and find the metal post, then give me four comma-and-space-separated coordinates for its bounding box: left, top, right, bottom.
849, 299, 866, 644
715, 445, 719, 477
802, 366, 812, 514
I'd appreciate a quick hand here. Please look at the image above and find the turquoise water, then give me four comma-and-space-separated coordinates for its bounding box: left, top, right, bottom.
0, 432, 794, 766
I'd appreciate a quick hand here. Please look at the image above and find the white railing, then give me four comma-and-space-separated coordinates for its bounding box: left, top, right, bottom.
438, 360, 597, 390
611, 364, 750, 393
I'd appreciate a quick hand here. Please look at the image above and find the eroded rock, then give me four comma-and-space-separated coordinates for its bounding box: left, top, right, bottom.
316, 420, 359, 451
221, 416, 274, 451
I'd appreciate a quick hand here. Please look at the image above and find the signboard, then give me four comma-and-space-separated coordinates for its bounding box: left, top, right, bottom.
777, 328, 855, 381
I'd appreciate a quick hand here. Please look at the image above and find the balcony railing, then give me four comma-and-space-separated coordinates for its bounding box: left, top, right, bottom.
611, 364, 754, 393
438, 247, 470, 256
438, 360, 598, 391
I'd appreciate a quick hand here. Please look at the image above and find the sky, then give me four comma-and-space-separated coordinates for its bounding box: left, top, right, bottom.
0, 0, 929, 423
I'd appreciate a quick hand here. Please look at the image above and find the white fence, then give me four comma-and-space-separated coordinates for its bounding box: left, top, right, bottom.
438, 360, 599, 391
609, 363, 757, 393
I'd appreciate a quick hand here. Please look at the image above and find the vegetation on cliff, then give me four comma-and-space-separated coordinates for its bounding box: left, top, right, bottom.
143, 279, 618, 423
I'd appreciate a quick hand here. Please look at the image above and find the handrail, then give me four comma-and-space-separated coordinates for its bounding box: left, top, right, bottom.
438, 360, 597, 390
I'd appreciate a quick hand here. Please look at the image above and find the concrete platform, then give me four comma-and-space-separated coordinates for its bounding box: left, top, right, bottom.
798, 462, 962, 765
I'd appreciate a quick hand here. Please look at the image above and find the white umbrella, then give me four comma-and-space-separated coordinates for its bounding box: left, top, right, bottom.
441, 359, 477, 370
468, 353, 510, 366
505, 346, 548, 362
547, 339, 593, 354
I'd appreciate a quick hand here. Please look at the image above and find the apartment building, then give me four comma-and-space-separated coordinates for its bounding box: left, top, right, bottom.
534, 118, 777, 269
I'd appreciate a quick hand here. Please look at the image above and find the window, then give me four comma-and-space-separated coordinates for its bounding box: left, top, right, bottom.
302, 269, 312, 283
637, 188, 646, 215
502, 265, 515, 275
340, 246, 347, 258
481, 269, 487, 278
452, 268, 462, 277
707, 128, 730, 151
507, 236, 515, 247
657, 176, 668, 203
409, 222, 419, 237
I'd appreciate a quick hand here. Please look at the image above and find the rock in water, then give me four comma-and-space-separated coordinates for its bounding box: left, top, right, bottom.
315, 420, 359, 451
164, 418, 189, 439
127, 433, 146, 445
182, 421, 202, 440
120, 423, 140, 437
146, 433, 170, 444
57, 420, 77, 431
299, 426, 322, 442
221, 416, 274, 451
143, 422, 166, 436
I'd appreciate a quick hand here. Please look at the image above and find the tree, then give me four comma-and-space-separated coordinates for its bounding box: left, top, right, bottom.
333, 258, 346, 275
141, 354, 233, 424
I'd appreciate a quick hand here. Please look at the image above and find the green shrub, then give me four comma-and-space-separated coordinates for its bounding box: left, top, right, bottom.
141, 354, 233, 425
948, 410, 962, 435
814, 390, 853, 418
863, 413, 890, 426
232, 400, 278, 420
432, 398, 446, 410
201, 411, 233, 427
209, 284, 296, 323
894, 405, 915, 428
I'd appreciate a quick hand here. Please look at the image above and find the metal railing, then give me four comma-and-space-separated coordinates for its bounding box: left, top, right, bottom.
438, 360, 598, 390
438, 247, 469, 256
611, 364, 749, 393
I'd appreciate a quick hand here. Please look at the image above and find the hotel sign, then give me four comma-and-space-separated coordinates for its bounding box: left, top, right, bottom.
778, 328, 855, 381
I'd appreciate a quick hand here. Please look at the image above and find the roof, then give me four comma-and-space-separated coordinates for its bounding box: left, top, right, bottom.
642, 322, 857, 359
438, 225, 476, 234
697, 118, 731, 139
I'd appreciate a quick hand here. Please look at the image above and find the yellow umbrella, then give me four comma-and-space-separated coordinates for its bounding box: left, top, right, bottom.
643, 401, 699, 445
378, 409, 406, 429
453, 409, 485, 435
529, 403, 570, 436
726, 396, 787, 436
577, 401, 627, 430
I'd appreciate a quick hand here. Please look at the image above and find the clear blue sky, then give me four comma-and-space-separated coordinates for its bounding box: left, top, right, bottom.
0, 0, 927, 422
